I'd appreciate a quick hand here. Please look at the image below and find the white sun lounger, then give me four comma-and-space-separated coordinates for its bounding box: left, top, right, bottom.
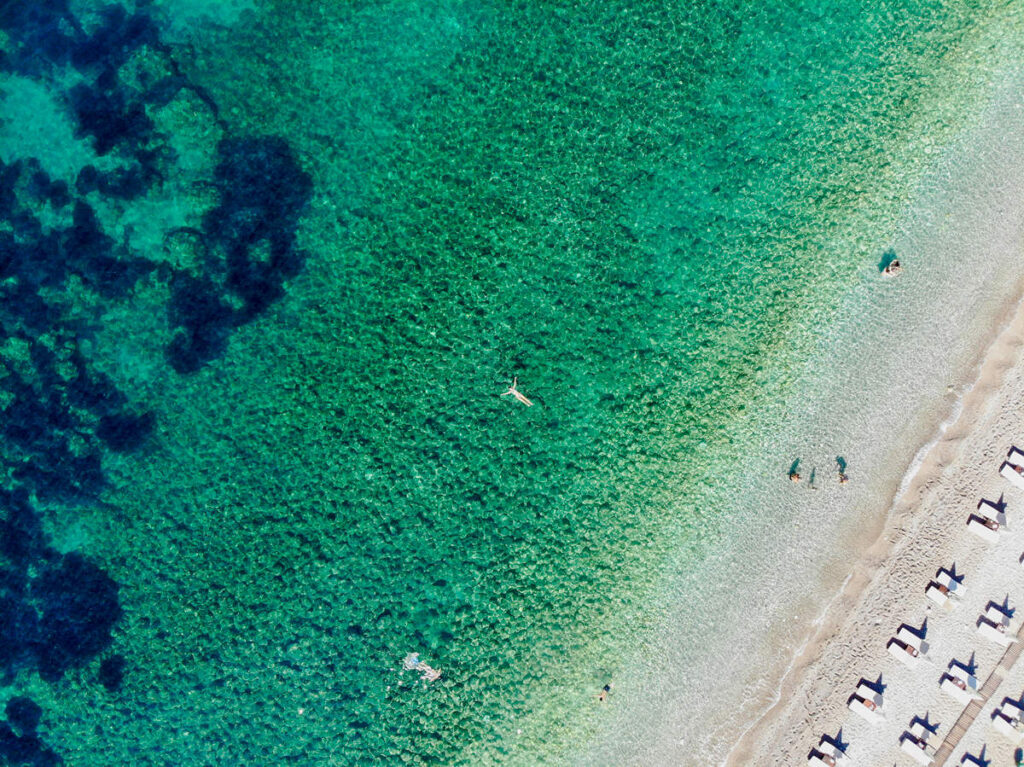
1003, 447, 1024, 488
817, 737, 851, 764
888, 637, 922, 667
936, 569, 966, 596
947, 663, 980, 691
979, 498, 1008, 526
897, 626, 925, 652
910, 721, 933, 739
899, 733, 934, 765
1004, 699, 1024, 719
847, 692, 880, 720
808, 740, 850, 766
807, 753, 837, 767
856, 681, 881, 705
1001, 462, 1024, 490
968, 514, 1001, 542
979, 498, 1004, 514
992, 708, 1024, 742
979, 616, 1016, 646
986, 604, 1012, 626
940, 673, 980, 704
926, 582, 955, 608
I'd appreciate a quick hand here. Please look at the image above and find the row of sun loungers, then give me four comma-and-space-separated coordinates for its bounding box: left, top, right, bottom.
806, 446, 1024, 765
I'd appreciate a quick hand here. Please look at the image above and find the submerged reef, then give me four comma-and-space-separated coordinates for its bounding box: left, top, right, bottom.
0, 1, 312, 762
0, 489, 120, 682
167, 136, 311, 372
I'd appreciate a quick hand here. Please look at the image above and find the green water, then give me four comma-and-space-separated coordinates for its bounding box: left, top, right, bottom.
3, 0, 1023, 764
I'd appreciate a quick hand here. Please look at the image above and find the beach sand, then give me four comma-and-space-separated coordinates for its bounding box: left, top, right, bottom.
728, 288, 1024, 765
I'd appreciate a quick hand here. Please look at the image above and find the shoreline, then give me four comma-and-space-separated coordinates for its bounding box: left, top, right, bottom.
582, 59, 1024, 766
726, 264, 1024, 764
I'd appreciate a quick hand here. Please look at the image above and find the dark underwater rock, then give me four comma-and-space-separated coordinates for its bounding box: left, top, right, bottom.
70, 5, 157, 74
96, 410, 155, 453
5, 696, 41, 735
32, 553, 121, 681
98, 653, 126, 692
68, 81, 154, 156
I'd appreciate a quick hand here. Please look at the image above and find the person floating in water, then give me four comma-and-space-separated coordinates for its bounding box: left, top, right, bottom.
883, 259, 902, 276
597, 683, 612, 702
403, 653, 441, 682
502, 377, 534, 407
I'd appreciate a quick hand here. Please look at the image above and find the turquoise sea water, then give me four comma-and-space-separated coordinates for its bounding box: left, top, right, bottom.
1, 1, 1022, 764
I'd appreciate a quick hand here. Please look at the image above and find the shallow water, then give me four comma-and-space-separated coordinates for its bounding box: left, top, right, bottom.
1, 1, 1023, 765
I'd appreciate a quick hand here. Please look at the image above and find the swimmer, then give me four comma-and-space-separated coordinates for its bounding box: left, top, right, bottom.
501, 377, 534, 407
597, 683, 612, 702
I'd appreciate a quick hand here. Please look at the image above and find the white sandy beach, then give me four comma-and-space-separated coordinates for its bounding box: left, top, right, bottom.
729, 289, 1024, 765
722, 67, 1024, 767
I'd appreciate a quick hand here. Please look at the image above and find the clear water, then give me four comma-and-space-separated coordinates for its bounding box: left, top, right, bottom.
0, 1, 1023, 765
